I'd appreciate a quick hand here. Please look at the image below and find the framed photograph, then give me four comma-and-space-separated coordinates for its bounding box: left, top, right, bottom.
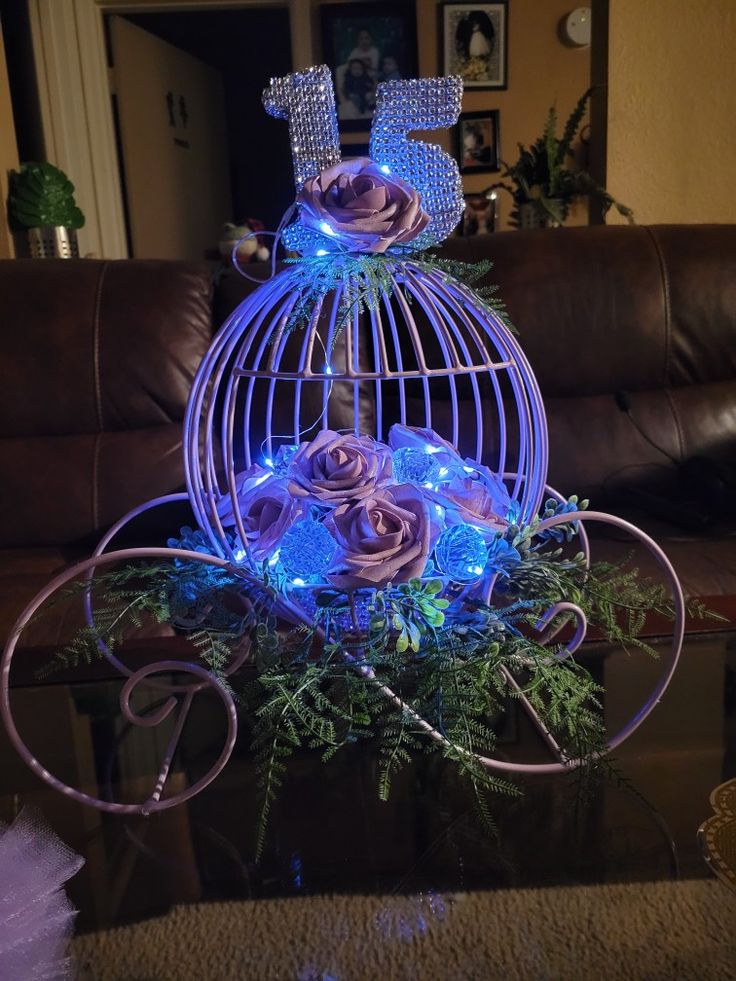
321, 3, 418, 132
456, 109, 500, 174
461, 192, 497, 236
441, 3, 508, 90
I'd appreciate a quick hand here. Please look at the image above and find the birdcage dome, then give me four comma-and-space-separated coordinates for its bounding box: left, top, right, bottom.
184, 259, 549, 579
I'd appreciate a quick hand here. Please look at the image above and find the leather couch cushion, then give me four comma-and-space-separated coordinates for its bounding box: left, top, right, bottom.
0, 425, 186, 547
439, 226, 670, 397
0, 259, 213, 547
440, 225, 736, 395
0, 259, 212, 437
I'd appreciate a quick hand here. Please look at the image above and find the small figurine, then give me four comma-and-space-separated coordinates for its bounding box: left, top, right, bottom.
218, 219, 270, 265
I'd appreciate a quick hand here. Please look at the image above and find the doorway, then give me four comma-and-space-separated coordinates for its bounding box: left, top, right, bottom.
109, 6, 292, 261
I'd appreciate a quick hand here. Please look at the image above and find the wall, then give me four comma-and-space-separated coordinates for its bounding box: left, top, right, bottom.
415, 0, 591, 229
0, 19, 19, 257
607, 0, 736, 224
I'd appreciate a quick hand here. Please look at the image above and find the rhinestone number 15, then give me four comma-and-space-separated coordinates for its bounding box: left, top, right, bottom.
369, 76, 464, 249
262, 65, 464, 251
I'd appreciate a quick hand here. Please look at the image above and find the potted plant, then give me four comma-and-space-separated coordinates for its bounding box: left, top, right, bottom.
489, 89, 634, 229
7, 162, 85, 257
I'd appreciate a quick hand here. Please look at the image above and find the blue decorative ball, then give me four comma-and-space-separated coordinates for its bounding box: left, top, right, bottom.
393, 446, 442, 486
273, 443, 299, 476
434, 525, 488, 584
278, 518, 336, 580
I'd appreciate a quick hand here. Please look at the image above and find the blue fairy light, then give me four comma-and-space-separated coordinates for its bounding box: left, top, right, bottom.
279, 518, 335, 580
393, 446, 441, 486
434, 525, 488, 584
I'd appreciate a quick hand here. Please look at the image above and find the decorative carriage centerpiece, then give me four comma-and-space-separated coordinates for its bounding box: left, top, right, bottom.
2, 67, 686, 840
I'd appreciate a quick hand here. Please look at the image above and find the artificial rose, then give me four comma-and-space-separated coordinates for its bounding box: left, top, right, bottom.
326, 483, 439, 589
465, 461, 512, 516
218, 467, 302, 562
216, 464, 273, 526
288, 430, 392, 505
297, 158, 429, 254
430, 469, 510, 535
388, 423, 462, 470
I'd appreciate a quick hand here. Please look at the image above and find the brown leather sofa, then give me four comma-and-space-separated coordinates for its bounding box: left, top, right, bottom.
0, 259, 213, 648
2, 224, 735, 652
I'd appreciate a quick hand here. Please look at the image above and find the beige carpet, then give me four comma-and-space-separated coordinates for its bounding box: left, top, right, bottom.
73, 879, 736, 981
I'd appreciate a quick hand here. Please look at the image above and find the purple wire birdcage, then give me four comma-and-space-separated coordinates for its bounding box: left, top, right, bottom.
185, 261, 549, 585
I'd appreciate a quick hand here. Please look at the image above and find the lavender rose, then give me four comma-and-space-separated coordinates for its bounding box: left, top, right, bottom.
217, 466, 302, 562
326, 483, 439, 589
431, 469, 510, 535
297, 158, 429, 254
216, 464, 272, 526
289, 430, 392, 505
388, 423, 462, 470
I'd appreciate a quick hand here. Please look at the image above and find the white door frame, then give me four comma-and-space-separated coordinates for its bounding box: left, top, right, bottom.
28, 0, 312, 258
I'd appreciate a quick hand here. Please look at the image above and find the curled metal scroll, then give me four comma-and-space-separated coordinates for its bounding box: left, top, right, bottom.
534, 602, 588, 660
1, 547, 239, 814
483, 509, 684, 773
354, 509, 684, 776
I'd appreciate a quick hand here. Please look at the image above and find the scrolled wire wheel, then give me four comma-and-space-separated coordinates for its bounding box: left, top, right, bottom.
473, 509, 685, 775
0, 548, 239, 814
82, 494, 254, 690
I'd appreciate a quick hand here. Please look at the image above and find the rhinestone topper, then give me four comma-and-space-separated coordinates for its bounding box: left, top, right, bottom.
262, 65, 464, 254
262, 65, 341, 190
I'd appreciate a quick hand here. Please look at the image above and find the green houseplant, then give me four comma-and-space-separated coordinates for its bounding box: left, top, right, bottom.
489, 90, 634, 229
8, 162, 85, 257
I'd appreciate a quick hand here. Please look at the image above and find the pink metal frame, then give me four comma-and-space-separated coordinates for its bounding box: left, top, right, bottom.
0, 264, 685, 813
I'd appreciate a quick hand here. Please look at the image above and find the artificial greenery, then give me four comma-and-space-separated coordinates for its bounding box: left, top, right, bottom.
46, 499, 716, 859
8, 162, 85, 231
488, 89, 634, 228
282, 252, 516, 337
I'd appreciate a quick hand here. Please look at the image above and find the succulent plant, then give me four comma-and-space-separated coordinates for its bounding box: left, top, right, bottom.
8, 162, 85, 230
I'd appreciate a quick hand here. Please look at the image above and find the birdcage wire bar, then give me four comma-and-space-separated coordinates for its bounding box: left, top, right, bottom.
184, 263, 550, 570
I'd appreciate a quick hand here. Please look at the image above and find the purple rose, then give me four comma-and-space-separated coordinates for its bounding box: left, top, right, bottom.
217, 466, 302, 562
326, 484, 439, 589
388, 423, 462, 470
289, 430, 392, 505
297, 158, 429, 254
216, 464, 273, 526
430, 469, 510, 535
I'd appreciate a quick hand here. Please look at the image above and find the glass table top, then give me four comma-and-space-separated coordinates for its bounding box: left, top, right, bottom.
1, 630, 735, 979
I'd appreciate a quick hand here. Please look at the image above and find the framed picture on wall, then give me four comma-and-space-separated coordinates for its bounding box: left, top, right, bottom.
441, 3, 508, 90
321, 3, 418, 132
460, 192, 497, 236
455, 109, 500, 173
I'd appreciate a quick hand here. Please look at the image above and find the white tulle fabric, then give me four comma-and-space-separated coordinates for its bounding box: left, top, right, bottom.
0, 807, 83, 980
